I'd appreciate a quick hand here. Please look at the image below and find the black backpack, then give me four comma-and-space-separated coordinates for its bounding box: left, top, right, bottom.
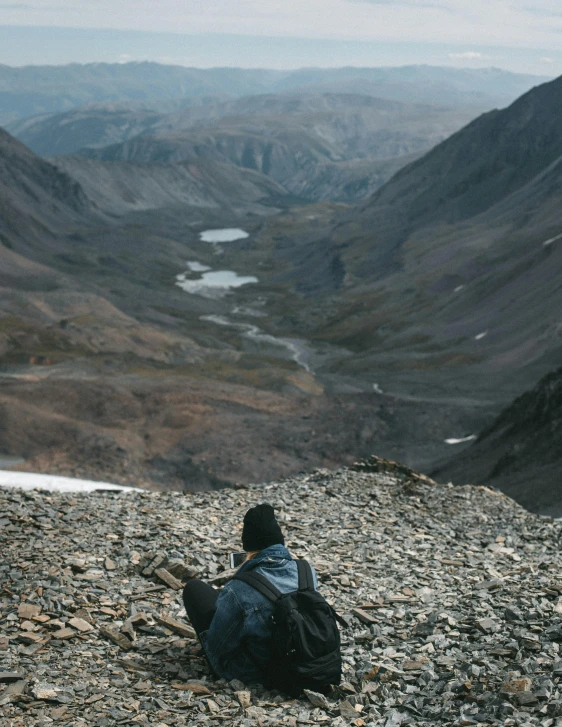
234, 559, 346, 695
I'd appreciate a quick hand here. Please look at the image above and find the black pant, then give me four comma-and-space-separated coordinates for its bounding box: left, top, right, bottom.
183, 579, 218, 635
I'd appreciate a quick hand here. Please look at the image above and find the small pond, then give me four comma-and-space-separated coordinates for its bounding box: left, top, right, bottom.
200, 228, 249, 244
176, 270, 258, 298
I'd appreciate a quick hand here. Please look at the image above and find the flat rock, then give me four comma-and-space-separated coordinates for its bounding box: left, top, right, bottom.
0, 672, 25, 682
99, 625, 133, 651
303, 689, 332, 710
17, 603, 41, 619
502, 677, 533, 693
156, 613, 196, 638
68, 616, 94, 632
51, 628, 75, 640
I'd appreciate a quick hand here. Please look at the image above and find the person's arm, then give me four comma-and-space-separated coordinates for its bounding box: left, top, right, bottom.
200, 584, 246, 677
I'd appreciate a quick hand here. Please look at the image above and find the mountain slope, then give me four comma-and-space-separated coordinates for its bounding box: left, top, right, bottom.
434, 365, 562, 516
0, 126, 91, 269
342, 74, 562, 276
237, 73, 562, 419
9, 93, 474, 159
0, 127, 205, 367
52, 157, 291, 216
8, 105, 165, 157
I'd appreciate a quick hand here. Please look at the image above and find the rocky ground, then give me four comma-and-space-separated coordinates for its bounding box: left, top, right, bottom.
1, 456, 562, 727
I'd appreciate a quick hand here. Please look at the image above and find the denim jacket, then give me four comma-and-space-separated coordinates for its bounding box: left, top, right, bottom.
200, 545, 318, 684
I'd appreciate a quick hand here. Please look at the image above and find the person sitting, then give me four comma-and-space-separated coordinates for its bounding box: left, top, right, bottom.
182, 503, 318, 685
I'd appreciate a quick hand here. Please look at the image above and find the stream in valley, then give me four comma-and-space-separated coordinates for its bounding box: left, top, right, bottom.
175, 228, 350, 374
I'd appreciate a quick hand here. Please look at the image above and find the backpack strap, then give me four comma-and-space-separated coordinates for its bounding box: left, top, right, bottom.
296, 559, 315, 592
233, 571, 283, 602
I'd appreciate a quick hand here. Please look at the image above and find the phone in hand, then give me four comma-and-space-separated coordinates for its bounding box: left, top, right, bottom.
229, 551, 246, 569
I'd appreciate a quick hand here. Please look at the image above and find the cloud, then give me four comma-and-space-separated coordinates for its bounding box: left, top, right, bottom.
448, 51, 485, 60
540, 56, 555, 63
3, 0, 562, 52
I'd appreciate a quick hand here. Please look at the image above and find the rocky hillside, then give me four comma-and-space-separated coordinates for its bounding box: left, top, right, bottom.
435, 365, 562, 517
1, 458, 562, 726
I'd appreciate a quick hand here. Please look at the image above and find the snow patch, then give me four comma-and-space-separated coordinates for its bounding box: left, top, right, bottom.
474, 331, 488, 340
445, 435, 477, 445
0, 471, 144, 493
542, 232, 562, 247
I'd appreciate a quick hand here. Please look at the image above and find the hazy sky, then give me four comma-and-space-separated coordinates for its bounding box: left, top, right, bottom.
0, 0, 561, 74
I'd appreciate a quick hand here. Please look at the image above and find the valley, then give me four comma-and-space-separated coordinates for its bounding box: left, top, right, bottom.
1, 62, 561, 512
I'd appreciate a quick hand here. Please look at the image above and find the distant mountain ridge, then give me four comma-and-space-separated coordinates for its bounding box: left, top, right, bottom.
18, 92, 475, 203
0, 62, 548, 125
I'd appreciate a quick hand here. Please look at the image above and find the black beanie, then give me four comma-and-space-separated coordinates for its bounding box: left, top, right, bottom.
242, 503, 284, 552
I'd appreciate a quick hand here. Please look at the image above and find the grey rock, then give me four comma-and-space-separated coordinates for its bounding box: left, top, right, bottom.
303, 689, 332, 710
339, 699, 360, 719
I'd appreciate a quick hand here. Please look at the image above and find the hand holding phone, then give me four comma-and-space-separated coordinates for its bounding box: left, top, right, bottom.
229, 551, 246, 569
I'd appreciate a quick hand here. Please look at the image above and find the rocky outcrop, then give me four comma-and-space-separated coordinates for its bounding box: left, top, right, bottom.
1, 461, 562, 725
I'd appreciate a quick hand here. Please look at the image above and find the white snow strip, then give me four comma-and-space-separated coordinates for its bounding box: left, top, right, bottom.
474, 331, 488, 340
0, 471, 144, 493
542, 232, 562, 247
445, 435, 477, 445
454, 285, 465, 293
372, 383, 384, 394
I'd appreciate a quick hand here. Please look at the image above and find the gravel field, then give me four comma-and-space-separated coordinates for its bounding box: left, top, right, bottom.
1, 457, 562, 727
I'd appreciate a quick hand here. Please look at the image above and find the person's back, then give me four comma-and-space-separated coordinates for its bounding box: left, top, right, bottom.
201, 542, 318, 683
182, 503, 340, 692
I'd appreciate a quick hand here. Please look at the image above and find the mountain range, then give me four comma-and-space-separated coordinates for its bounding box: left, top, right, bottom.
8, 93, 478, 203
0, 62, 548, 125
1, 65, 562, 511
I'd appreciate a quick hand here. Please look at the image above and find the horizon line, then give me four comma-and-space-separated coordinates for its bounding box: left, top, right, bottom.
0, 58, 552, 78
